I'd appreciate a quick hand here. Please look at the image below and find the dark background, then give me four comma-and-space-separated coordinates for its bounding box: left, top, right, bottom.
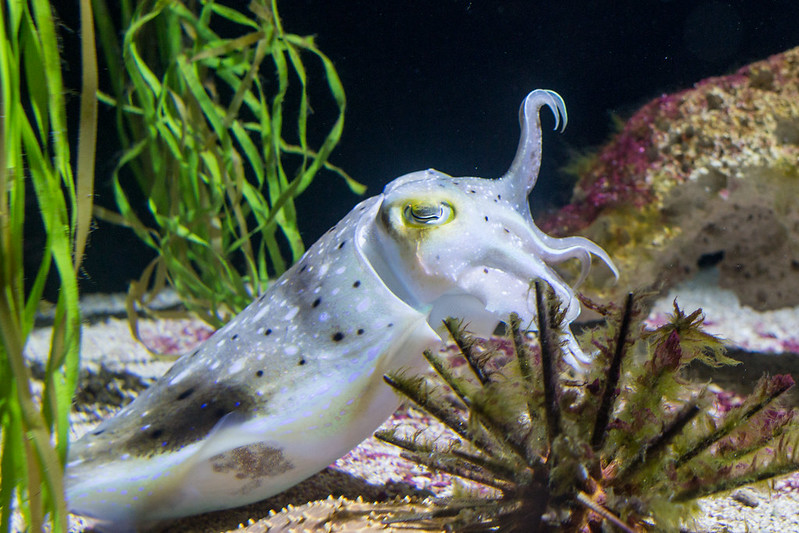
49, 0, 799, 294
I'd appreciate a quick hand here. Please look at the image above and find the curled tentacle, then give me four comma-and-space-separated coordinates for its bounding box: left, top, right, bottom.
502, 90, 568, 212
538, 235, 619, 287
496, 214, 619, 290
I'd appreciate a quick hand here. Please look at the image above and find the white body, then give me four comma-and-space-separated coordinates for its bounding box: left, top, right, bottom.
65, 90, 617, 527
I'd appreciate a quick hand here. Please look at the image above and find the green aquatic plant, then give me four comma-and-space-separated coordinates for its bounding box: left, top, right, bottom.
0, 0, 97, 530
93, 0, 364, 328
375, 284, 799, 531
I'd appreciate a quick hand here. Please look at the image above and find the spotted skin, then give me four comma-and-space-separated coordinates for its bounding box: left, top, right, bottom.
65, 90, 617, 526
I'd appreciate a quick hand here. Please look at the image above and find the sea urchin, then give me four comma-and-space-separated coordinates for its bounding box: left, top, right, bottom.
374, 282, 799, 532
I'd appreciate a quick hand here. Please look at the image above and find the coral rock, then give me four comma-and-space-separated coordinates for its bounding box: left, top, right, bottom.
231, 495, 433, 532
542, 46, 799, 310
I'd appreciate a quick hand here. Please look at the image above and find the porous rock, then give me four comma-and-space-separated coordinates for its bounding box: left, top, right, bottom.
230, 495, 433, 533
542, 46, 799, 311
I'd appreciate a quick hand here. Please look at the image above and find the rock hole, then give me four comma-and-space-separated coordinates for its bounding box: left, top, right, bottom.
697, 250, 725, 269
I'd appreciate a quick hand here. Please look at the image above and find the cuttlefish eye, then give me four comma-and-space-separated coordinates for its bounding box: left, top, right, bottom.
402, 201, 455, 227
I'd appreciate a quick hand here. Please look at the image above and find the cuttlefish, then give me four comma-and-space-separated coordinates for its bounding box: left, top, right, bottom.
66, 89, 618, 526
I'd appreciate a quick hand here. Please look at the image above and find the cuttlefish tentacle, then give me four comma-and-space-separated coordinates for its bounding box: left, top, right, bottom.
496, 89, 617, 289
498, 214, 619, 289
501, 89, 568, 213
540, 234, 619, 288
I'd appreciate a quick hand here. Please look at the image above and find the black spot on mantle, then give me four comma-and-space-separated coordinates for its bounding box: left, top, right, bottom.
111, 378, 261, 458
